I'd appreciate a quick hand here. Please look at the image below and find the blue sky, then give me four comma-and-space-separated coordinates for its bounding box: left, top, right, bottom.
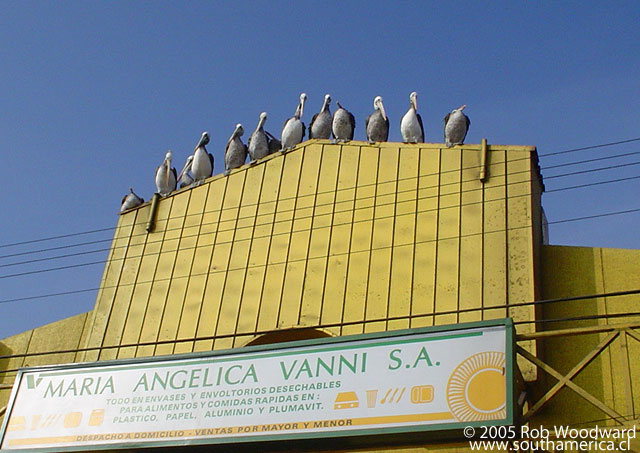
1, 1, 639, 339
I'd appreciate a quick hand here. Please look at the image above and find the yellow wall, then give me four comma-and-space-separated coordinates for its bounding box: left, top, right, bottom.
536, 245, 640, 427
77, 140, 543, 365
0, 313, 89, 420
2, 140, 639, 450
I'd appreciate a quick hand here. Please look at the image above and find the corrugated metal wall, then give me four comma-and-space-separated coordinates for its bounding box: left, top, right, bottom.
79, 140, 543, 363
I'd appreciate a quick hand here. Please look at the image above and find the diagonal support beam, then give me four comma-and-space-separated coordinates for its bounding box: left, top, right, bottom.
517, 331, 626, 423
625, 328, 640, 344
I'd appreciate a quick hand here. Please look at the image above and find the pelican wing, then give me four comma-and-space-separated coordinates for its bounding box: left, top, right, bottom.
417, 113, 424, 140
309, 112, 319, 138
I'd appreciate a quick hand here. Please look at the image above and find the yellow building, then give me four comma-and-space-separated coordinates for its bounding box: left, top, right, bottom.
1, 140, 638, 451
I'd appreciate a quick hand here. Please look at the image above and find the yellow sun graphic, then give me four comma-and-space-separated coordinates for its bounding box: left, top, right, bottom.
447, 351, 507, 422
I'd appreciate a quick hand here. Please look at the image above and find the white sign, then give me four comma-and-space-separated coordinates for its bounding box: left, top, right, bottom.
0, 320, 514, 450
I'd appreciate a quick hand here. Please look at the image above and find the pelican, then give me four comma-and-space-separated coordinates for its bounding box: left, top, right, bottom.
190, 131, 214, 185
281, 92, 307, 150
444, 105, 470, 147
155, 151, 177, 196
120, 188, 144, 212
401, 91, 424, 143
309, 94, 332, 139
265, 130, 282, 154
248, 112, 270, 162
366, 96, 389, 143
225, 123, 247, 175
332, 102, 355, 142
177, 155, 194, 188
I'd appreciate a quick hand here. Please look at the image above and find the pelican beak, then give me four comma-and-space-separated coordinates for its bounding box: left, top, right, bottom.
300, 96, 306, 118
379, 100, 387, 121
460, 105, 467, 111
177, 157, 192, 182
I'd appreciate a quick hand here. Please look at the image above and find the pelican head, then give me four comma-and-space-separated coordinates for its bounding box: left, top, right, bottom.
297, 92, 307, 118
257, 112, 267, 129
197, 132, 210, 148
321, 93, 331, 112
165, 151, 173, 163
235, 123, 244, 136
410, 92, 418, 110
451, 105, 467, 115
374, 96, 387, 121
177, 154, 194, 182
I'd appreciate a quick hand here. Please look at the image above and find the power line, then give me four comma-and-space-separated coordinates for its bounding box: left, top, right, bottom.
539, 137, 640, 157
1, 205, 639, 303
2, 170, 640, 279
0, 288, 638, 362
1, 137, 638, 252
2, 153, 640, 266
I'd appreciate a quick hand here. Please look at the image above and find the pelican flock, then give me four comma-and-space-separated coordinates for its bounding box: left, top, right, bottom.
121, 92, 472, 210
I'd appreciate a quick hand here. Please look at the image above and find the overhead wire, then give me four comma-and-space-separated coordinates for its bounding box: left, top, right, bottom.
0, 288, 639, 363
2, 169, 640, 279
1, 204, 640, 303
1, 136, 638, 252
2, 148, 640, 267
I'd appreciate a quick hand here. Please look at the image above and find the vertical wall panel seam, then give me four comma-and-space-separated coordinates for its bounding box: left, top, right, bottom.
297, 145, 325, 326
504, 153, 510, 318
385, 147, 402, 330
152, 194, 190, 356
409, 147, 422, 327
275, 150, 305, 328
481, 152, 486, 320
186, 182, 214, 351
319, 145, 343, 325
72, 313, 91, 364
253, 157, 286, 334
227, 168, 260, 339
212, 174, 247, 344
116, 205, 155, 358
233, 166, 267, 338
193, 177, 229, 347
81, 215, 123, 354
172, 185, 213, 353
99, 213, 139, 359
339, 145, 362, 335
456, 150, 463, 323
362, 147, 381, 332
432, 148, 442, 325
133, 200, 173, 357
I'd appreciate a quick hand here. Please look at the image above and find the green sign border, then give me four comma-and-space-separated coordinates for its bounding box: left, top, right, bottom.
0, 318, 516, 451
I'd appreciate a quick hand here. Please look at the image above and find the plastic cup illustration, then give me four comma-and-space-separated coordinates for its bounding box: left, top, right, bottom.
366, 389, 378, 408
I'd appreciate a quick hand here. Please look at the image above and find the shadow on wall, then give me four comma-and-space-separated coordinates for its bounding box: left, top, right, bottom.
243, 328, 334, 347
